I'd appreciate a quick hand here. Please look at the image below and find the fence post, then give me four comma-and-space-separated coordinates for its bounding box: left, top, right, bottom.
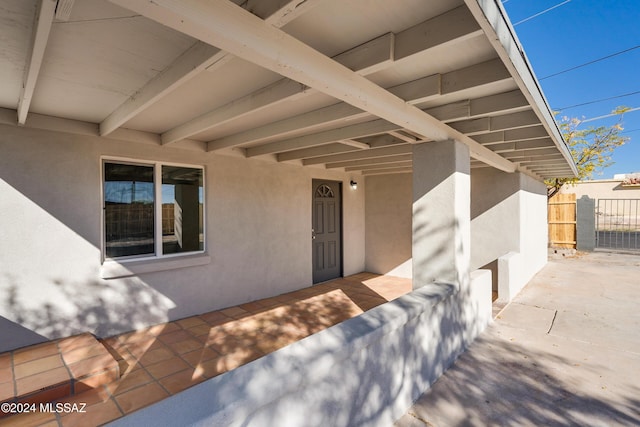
576, 196, 596, 251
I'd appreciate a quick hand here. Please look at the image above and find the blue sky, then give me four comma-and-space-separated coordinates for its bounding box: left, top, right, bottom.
501, 0, 640, 178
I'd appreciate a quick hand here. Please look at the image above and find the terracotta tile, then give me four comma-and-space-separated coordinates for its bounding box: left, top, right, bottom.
199, 312, 231, 327
145, 357, 190, 380
66, 354, 116, 379
57, 385, 111, 406
185, 323, 212, 337
73, 367, 119, 394
21, 382, 70, 406
254, 334, 296, 354
136, 347, 175, 367
100, 336, 120, 349
204, 333, 244, 355
165, 338, 203, 355
261, 322, 311, 341
116, 330, 154, 346
61, 344, 108, 366
157, 330, 192, 345
117, 358, 141, 376
14, 355, 65, 380
221, 347, 264, 371
0, 381, 15, 402
141, 323, 175, 336
60, 398, 122, 427
0, 410, 58, 427
219, 306, 250, 319
57, 334, 96, 353
0, 367, 13, 385
158, 369, 206, 395
254, 297, 282, 308
232, 316, 269, 333
0, 354, 11, 371
115, 382, 169, 414
16, 367, 70, 396
175, 317, 205, 329
238, 302, 266, 313
180, 348, 219, 367
116, 338, 164, 356
194, 356, 227, 378
272, 294, 296, 303
107, 368, 153, 396
12, 342, 59, 366
155, 323, 182, 335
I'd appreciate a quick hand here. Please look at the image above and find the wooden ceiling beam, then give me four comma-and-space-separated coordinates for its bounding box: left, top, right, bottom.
113, 0, 515, 172
100, 0, 324, 136
17, 0, 56, 125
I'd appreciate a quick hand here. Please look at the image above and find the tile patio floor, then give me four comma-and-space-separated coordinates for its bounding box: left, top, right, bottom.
0, 273, 413, 427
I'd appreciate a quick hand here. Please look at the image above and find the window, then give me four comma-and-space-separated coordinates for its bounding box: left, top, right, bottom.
103, 160, 204, 259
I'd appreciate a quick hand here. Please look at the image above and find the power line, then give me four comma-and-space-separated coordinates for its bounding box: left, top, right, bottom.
580, 106, 640, 124
541, 45, 640, 80
513, 0, 571, 26
555, 90, 640, 111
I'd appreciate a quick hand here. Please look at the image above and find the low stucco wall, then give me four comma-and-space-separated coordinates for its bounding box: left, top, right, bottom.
0, 124, 365, 352
109, 270, 492, 427
470, 169, 547, 301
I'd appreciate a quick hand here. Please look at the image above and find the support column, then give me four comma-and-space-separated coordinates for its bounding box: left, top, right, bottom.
576, 195, 596, 251
412, 140, 470, 290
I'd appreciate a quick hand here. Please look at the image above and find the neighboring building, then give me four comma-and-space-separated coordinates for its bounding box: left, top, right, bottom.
560, 175, 640, 200
0, 0, 576, 423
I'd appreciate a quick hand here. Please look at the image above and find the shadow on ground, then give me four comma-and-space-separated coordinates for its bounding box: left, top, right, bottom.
398, 324, 640, 427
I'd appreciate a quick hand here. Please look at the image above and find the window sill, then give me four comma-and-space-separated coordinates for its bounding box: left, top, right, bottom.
100, 253, 211, 279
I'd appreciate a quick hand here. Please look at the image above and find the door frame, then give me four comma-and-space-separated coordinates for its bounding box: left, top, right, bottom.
311, 179, 344, 284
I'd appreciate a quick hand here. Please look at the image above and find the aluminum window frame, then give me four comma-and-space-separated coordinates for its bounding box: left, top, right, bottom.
101, 157, 206, 263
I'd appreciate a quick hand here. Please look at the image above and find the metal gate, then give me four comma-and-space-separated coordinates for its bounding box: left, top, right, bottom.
596, 199, 640, 251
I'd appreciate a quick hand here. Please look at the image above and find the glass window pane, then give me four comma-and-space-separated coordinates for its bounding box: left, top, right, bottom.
104, 163, 155, 257
161, 166, 204, 254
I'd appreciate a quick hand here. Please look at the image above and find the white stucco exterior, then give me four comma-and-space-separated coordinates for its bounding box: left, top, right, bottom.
364, 164, 548, 303
470, 168, 547, 300
364, 173, 412, 278
0, 124, 367, 351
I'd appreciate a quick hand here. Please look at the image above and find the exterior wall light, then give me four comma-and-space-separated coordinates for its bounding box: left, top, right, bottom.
350, 180, 358, 190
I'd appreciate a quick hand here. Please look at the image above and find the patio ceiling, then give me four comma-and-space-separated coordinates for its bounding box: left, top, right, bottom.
0, 0, 577, 178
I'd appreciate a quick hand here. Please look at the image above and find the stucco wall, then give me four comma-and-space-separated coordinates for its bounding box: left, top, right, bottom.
0, 124, 365, 352
470, 168, 520, 272
470, 169, 547, 299
364, 173, 412, 278
518, 172, 548, 283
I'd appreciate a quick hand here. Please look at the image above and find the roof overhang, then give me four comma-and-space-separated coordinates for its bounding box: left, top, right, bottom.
0, 0, 577, 179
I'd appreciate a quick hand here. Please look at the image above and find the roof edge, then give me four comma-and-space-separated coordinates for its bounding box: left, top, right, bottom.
464, 0, 578, 178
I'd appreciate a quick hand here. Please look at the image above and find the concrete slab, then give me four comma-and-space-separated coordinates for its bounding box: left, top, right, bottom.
395, 252, 640, 427
495, 302, 556, 333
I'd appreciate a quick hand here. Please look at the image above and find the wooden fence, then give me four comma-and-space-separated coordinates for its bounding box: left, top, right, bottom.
548, 193, 576, 248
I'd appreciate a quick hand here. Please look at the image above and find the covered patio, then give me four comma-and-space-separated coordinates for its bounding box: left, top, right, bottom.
0, 0, 576, 425
0, 273, 412, 426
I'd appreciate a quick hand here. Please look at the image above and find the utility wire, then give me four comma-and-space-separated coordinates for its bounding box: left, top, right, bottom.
621, 128, 640, 135
580, 106, 640, 123
541, 45, 640, 80
513, 0, 571, 26
555, 90, 640, 111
